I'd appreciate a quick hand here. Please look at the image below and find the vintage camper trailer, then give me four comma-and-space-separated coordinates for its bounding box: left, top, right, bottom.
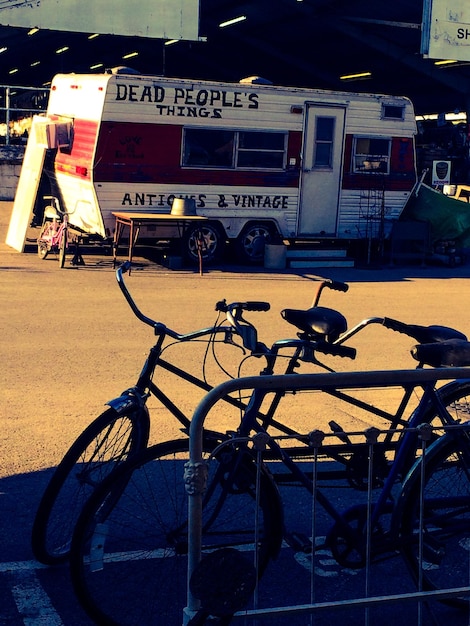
17, 68, 418, 263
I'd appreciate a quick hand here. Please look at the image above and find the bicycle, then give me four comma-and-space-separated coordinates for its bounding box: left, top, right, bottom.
37, 196, 70, 268
67, 306, 470, 624
32, 261, 470, 569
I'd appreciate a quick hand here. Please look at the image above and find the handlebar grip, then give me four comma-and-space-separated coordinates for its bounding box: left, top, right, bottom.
382, 317, 409, 334
215, 300, 270, 313
327, 280, 349, 293
243, 301, 270, 312
383, 317, 467, 344
316, 341, 356, 359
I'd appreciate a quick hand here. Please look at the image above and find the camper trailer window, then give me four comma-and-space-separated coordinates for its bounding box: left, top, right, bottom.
183, 129, 235, 167
183, 128, 286, 170
382, 104, 405, 120
314, 117, 335, 168
236, 131, 286, 168
353, 137, 391, 173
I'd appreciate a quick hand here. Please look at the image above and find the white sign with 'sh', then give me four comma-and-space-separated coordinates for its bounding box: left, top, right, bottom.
422, 0, 470, 61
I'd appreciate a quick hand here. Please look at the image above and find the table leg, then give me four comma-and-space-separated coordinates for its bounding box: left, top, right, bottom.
113, 220, 125, 268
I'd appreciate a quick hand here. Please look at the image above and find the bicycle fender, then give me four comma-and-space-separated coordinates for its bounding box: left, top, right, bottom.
106, 388, 143, 414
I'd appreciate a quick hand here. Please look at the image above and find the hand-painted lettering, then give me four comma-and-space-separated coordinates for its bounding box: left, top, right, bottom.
115, 83, 260, 118
128, 85, 139, 102
155, 104, 222, 119
115, 135, 144, 159
121, 192, 287, 210
218, 194, 228, 208
121, 193, 207, 208
232, 194, 288, 208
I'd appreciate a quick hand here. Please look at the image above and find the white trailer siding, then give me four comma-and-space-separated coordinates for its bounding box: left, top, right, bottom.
337, 190, 413, 239
95, 182, 297, 239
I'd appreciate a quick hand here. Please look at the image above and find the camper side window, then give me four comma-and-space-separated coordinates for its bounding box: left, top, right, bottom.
314, 117, 335, 168
352, 137, 391, 174
236, 131, 286, 168
183, 129, 235, 167
182, 128, 286, 169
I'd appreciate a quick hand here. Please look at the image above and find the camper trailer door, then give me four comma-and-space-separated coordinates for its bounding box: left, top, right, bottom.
298, 103, 346, 235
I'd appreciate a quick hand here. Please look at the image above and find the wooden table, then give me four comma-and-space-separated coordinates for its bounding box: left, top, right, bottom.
112, 211, 207, 268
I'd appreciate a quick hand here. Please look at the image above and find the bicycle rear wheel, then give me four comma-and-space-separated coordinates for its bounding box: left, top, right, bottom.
70, 438, 282, 626
399, 379, 470, 475
32, 406, 149, 565
425, 379, 470, 426
400, 434, 470, 607
58, 226, 67, 268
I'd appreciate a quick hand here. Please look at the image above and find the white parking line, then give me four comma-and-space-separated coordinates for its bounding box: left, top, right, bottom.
0, 560, 48, 573
10, 569, 63, 625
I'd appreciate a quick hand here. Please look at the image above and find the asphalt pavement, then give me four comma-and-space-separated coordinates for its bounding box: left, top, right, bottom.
2, 200, 470, 625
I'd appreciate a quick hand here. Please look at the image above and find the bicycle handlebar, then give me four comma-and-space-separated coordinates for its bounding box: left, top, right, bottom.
382, 317, 467, 344
327, 280, 349, 293
116, 262, 269, 350
317, 341, 356, 359
215, 299, 270, 313
116, 261, 170, 333
116, 262, 355, 362
312, 279, 348, 307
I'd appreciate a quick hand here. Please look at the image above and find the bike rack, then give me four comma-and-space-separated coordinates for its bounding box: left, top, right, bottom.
185, 367, 470, 624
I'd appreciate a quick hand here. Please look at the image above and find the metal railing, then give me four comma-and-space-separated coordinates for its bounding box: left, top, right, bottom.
0, 84, 49, 145
186, 367, 470, 625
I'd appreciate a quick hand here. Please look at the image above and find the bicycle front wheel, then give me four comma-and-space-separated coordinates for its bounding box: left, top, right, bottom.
32, 406, 149, 565
400, 434, 470, 607
70, 438, 282, 626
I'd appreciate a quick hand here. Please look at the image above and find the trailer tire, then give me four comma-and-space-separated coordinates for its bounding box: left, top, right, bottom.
236, 223, 275, 264
184, 222, 225, 264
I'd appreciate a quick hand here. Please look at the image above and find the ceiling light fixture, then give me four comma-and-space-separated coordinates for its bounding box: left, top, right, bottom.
30, 61, 40, 67
434, 59, 457, 66
88, 33, 99, 39
0, 47, 7, 54
219, 15, 247, 28
340, 71, 372, 81
9, 68, 19, 74
90, 63, 103, 70
55, 46, 69, 54
165, 39, 179, 46
122, 51, 139, 59
28, 27, 39, 35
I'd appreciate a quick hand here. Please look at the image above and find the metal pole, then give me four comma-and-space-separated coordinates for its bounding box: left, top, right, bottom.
5, 86, 10, 146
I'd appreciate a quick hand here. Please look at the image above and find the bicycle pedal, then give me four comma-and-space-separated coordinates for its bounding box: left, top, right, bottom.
285, 532, 312, 553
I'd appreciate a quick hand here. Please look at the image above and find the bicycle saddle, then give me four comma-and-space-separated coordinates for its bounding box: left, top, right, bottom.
281, 306, 347, 342
411, 338, 470, 367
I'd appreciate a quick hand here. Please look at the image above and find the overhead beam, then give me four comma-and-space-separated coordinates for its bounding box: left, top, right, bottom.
343, 17, 421, 30
327, 15, 470, 95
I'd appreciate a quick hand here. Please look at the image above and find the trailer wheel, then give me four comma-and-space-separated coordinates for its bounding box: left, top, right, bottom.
236, 223, 274, 264
184, 222, 225, 264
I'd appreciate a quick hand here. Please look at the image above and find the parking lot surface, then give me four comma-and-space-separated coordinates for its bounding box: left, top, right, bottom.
2, 201, 470, 624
